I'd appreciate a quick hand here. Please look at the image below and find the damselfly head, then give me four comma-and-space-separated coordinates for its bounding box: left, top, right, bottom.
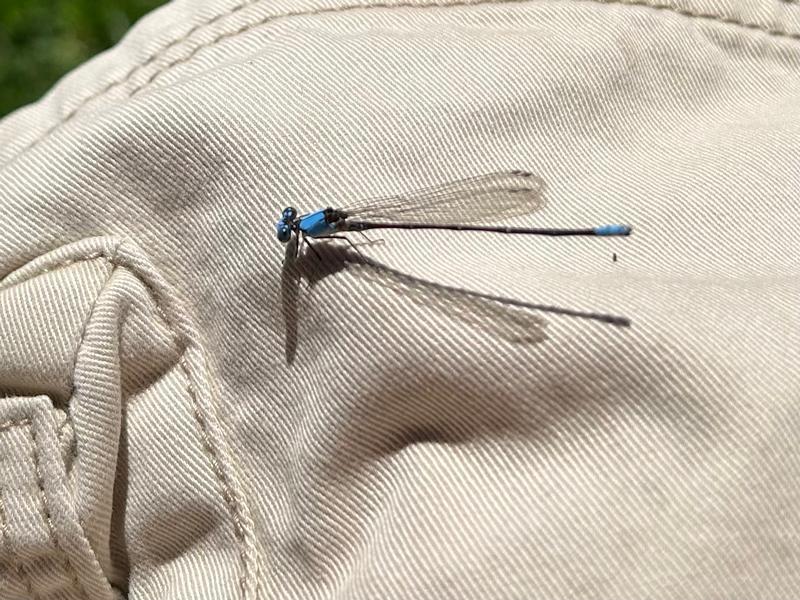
281, 207, 297, 222
276, 221, 292, 243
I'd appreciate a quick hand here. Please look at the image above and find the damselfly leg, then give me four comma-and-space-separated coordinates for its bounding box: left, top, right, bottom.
355, 231, 384, 246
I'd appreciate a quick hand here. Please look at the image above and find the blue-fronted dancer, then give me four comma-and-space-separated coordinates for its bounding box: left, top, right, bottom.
275, 171, 631, 256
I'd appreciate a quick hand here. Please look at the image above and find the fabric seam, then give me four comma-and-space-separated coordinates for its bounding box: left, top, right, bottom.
70, 258, 118, 399
131, 0, 800, 95
0, 246, 258, 599
3, 0, 799, 168
28, 420, 88, 598
0, 418, 89, 597
0, 423, 38, 599
0, 418, 32, 432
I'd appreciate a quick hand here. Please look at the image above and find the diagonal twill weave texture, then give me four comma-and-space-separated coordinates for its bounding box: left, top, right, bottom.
1, 0, 800, 598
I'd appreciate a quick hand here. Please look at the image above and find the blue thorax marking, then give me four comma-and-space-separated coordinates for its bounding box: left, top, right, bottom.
298, 209, 336, 238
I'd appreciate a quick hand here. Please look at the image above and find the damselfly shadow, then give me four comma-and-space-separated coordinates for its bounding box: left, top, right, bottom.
280, 239, 631, 365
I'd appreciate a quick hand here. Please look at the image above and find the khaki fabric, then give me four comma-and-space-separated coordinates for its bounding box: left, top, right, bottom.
1, 0, 799, 598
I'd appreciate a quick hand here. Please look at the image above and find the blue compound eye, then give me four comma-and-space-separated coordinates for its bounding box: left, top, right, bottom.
282, 207, 297, 222
276, 222, 292, 243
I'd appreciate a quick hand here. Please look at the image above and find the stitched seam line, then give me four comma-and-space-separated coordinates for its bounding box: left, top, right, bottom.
0, 418, 32, 432
177, 354, 252, 597
132, 0, 506, 95
608, 0, 800, 37
71, 253, 254, 596
68, 0, 262, 112
3, 0, 261, 156
0, 426, 39, 599
110, 259, 255, 598
28, 421, 88, 597
4, 0, 799, 167
130, 0, 800, 95
3, 249, 256, 599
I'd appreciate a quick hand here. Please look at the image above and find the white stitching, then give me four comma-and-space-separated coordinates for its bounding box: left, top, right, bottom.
5, 0, 800, 164
1, 247, 258, 598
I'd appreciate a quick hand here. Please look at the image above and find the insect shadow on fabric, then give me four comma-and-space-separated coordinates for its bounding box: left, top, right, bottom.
280, 241, 631, 365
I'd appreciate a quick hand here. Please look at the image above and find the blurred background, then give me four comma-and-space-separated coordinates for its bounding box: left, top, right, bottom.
0, 0, 166, 117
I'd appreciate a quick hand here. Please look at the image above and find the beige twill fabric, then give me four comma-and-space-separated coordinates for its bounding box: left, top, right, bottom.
1, 0, 799, 598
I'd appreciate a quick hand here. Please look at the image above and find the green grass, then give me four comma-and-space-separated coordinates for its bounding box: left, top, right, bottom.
0, 0, 166, 117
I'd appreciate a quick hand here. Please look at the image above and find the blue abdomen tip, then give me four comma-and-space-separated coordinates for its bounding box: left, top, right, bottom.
595, 224, 632, 236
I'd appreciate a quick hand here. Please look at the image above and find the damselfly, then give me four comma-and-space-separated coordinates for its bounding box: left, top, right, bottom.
276, 171, 631, 256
